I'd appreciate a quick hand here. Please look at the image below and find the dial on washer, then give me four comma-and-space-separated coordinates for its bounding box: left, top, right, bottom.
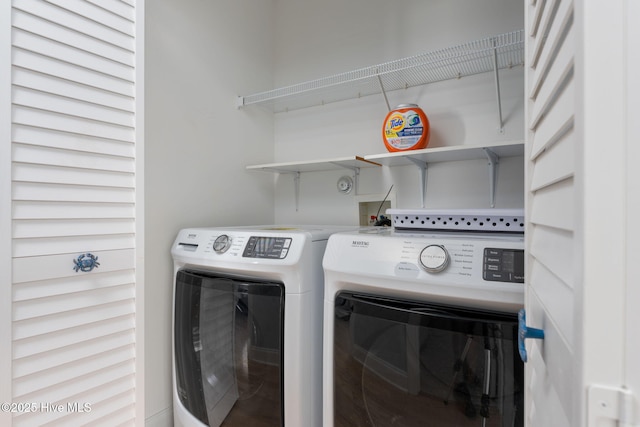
213, 234, 231, 253
419, 244, 450, 273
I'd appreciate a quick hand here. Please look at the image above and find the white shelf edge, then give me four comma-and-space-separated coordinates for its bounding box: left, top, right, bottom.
246, 141, 523, 174
364, 140, 524, 166
246, 156, 382, 174
246, 141, 524, 209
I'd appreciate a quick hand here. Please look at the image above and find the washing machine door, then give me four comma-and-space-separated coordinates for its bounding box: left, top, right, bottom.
175, 269, 285, 427
332, 292, 523, 427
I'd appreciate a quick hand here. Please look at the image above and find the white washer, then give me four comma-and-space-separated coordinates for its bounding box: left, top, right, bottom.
322, 211, 526, 427
171, 225, 354, 427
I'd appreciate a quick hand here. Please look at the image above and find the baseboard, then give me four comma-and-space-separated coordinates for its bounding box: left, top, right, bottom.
145, 407, 173, 427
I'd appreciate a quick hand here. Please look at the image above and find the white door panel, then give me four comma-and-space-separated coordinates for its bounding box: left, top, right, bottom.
529, 128, 575, 191
525, 0, 577, 424
2, 1, 143, 425
625, 0, 640, 421
526, 0, 637, 425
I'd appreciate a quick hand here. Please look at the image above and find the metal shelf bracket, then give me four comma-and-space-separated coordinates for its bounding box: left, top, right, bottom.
484, 148, 499, 208
407, 157, 428, 208
293, 171, 301, 211
376, 72, 391, 111
492, 38, 505, 134
272, 170, 302, 211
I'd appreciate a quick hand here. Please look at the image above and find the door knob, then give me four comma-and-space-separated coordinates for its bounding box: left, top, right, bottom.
73, 253, 100, 273
518, 309, 544, 362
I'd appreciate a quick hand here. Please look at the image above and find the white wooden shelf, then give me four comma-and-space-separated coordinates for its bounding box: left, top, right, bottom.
364, 140, 523, 166
246, 155, 381, 174
247, 156, 382, 210
246, 141, 524, 209
367, 140, 524, 207
237, 30, 524, 128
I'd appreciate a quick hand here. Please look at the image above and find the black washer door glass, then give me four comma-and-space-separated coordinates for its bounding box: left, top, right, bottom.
333, 292, 523, 427
175, 270, 284, 427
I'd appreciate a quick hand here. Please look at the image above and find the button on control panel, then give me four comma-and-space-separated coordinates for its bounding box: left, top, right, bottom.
483, 248, 524, 283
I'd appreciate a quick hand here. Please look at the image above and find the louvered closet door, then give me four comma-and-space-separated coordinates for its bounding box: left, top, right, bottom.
524, 0, 576, 425
9, 1, 141, 426
526, 0, 630, 426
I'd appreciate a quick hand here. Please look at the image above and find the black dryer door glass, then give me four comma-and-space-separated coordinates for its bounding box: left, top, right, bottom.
175, 269, 285, 426
333, 292, 523, 427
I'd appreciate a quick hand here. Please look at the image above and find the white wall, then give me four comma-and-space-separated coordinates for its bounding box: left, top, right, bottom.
144, 1, 276, 423
144, 0, 525, 423
271, 0, 525, 224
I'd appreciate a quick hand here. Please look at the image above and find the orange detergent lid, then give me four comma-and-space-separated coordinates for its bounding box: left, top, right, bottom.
382, 104, 430, 152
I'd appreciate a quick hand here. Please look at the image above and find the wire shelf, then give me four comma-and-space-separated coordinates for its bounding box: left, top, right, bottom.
238, 30, 524, 113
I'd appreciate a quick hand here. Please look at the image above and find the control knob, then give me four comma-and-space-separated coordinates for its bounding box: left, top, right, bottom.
419, 244, 450, 273
213, 234, 232, 253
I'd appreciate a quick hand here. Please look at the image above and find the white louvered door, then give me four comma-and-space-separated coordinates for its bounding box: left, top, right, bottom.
524, 0, 576, 424
4, 1, 143, 426
525, 0, 634, 426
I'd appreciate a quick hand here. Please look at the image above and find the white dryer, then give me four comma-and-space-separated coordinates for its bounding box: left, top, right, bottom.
323, 210, 526, 427
171, 225, 354, 427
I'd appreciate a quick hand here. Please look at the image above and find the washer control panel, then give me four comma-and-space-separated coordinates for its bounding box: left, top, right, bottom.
483, 248, 524, 283
413, 240, 524, 283
325, 229, 525, 285
173, 229, 302, 261
243, 236, 292, 259
323, 229, 525, 312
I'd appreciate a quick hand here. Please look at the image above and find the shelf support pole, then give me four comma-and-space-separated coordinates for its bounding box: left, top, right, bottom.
376, 72, 391, 111
407, 158, 428, 208
294, 171, 301, 211
269, 169, 302, 211
492, 39, 505, 134
483, 148, 499, 208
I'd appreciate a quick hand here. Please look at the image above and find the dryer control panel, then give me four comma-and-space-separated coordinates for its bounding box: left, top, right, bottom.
483, 248, 524, 283
171, 225, 356, 268
173, 230, 299, 262
243, 236, 292, 259
323, 228, 526, 313
323, 228, 525, 286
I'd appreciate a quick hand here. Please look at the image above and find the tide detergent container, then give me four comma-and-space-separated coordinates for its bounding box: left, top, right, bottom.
382, 104, 430, 152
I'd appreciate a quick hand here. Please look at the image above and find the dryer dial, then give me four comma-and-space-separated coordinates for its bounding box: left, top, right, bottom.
213, 234, 232, 253
419, 245, 450, 273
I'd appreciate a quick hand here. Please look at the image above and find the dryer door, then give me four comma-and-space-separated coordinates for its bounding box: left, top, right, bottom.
332, 292, 523, 427
175, 269, 284, 427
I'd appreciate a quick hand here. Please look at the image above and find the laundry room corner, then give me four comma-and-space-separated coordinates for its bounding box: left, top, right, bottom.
146, 0, 526, 424
269, 0, 525, 224
144, 0, 277, 424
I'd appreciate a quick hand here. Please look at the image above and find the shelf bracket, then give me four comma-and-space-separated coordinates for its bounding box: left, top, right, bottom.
376, 72, 391, 111
293, 171, 301, 211
236, 96, 245, 109
272, 170, 301, 211
484, 148, 499, 208
407, 158, 428, 208
492, 39, 505, 134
